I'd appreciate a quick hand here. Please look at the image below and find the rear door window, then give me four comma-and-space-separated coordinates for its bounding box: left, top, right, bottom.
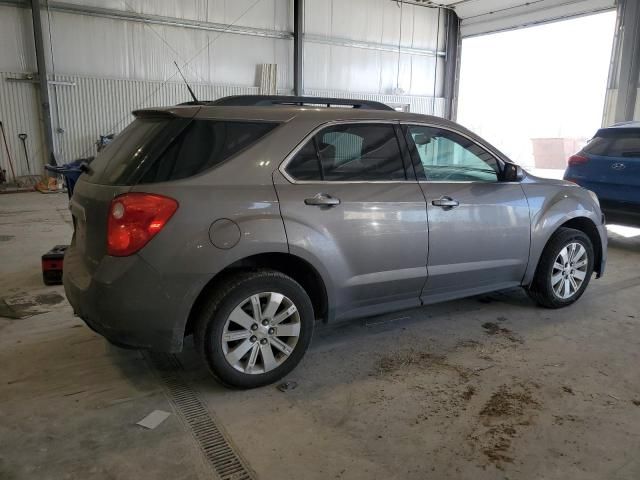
286, 124, 407, 181
87, 118, 278, 185
583, 129, 640, 158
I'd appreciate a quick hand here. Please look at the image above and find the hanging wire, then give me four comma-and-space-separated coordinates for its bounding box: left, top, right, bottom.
119, 0, 207, 84
69, 0, 266, 160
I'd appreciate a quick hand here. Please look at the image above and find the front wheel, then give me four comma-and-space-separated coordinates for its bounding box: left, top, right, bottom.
527, 227, 595, 308
194, 270, 314, 388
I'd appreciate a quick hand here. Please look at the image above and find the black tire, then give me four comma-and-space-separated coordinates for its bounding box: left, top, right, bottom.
527, 227, 595, 308
194, 269, 314, 388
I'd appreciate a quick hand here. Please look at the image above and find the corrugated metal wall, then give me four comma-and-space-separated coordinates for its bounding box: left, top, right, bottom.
0, 0, 449, 173
305, 89, 445, 116
1, 70, 444, 171
0, 73, 45, 178
457, 0, 615, 37
44, 10, 293, 89
52, 75, 289, 164
0, 5, 36, 73
304, 0, 446, 96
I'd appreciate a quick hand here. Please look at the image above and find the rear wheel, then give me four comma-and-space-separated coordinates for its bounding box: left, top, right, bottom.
527, 227, 595, 308
194, 270, 314, 388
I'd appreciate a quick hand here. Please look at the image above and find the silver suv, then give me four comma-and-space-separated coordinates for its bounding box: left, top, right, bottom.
64, 95, 607, 388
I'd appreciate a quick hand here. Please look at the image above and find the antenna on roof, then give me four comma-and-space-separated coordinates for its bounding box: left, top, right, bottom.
173, 61, 198, 104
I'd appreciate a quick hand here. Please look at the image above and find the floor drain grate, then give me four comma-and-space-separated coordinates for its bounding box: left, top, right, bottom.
147, 353, 255, 480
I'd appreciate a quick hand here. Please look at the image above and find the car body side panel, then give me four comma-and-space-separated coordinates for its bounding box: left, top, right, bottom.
419, 181, 531, 299
65, 125, 305, 352
133, 181, 289, 349
125, 116, 324, 345
273, 170, 429, 323
520, 176, 607, 285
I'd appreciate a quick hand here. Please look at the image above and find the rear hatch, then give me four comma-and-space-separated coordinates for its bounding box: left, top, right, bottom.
69, 111, 193, 277
67, 108, 280, 278
566, 127, 640, 204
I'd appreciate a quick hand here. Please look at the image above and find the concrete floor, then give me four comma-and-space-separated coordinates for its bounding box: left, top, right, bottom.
1, 192, 639, 480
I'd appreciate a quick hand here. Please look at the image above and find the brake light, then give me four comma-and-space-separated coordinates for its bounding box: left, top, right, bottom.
568, 154, 589, 166
107, 193, 178, 256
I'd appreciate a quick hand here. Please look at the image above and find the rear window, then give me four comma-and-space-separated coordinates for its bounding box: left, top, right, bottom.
88, 118, 278, 185
583, 129, 640, 158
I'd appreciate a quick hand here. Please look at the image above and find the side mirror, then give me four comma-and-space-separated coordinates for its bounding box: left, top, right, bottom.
503, 163, 524, 182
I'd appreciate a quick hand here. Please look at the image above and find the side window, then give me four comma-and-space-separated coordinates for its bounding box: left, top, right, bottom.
139, 120, 278, 183
407, 126, 500, 182
286, 124, 407, 181
286, 140, 322, 180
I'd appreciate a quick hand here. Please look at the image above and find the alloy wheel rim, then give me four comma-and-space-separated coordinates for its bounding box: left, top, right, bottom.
221, 292, 301, 374
551, 242, 589, 300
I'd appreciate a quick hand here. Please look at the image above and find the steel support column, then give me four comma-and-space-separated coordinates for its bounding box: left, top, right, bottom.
604, 0, 640, 125
30, 0, 56, 166
443, 9, 461, 120
293, 0, 304, 96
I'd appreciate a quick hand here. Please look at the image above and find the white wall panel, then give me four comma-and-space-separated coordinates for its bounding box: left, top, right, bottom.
304, 43, 444, 97
56, 0, 291, 30
1, 0, 447, 173
0, 72, 45, 177
0, 5, 36, 72
51, 74, 284, 164
458, 0, 615, 37
305, 88, 445, 116
1, 69, 288, 170
303, 0, 446, 96
44, 10, 292, 88
305, 0, 445, 51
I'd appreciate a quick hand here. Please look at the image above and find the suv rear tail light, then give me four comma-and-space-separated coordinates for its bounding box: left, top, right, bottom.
568, 154, 589, 166
107, 193, 178, 257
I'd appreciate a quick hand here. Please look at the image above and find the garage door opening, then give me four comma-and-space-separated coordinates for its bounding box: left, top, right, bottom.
456, 11, 617, 179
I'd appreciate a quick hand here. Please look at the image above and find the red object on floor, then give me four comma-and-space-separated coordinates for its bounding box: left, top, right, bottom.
42, 245, 68, 285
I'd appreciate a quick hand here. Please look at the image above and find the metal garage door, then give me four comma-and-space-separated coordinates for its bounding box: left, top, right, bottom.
420, 0, 617, 37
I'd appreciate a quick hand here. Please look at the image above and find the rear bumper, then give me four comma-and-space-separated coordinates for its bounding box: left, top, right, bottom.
63, 247, 196, 352
600, 200, 640, 217
566, 177, 640, 208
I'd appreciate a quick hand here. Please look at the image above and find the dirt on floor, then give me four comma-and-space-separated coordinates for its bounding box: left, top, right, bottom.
2, 192, 640, 480
367, 337, 543, 470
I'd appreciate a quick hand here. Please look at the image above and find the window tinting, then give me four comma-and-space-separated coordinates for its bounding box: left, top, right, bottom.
286, 139, 322, 180
140, 120, 277, 183
87, 118, 277, 185
408, 126, 499, 182
583, 129, 640, 158
88, 117, 176, 185
286, 124, 406, 181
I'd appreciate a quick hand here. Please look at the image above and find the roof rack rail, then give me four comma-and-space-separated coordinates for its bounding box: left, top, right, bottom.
179, 95, 394, 111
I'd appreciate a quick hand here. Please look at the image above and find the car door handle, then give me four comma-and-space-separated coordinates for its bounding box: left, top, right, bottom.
432, 196, 459, 208
304, 193, 341, 206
